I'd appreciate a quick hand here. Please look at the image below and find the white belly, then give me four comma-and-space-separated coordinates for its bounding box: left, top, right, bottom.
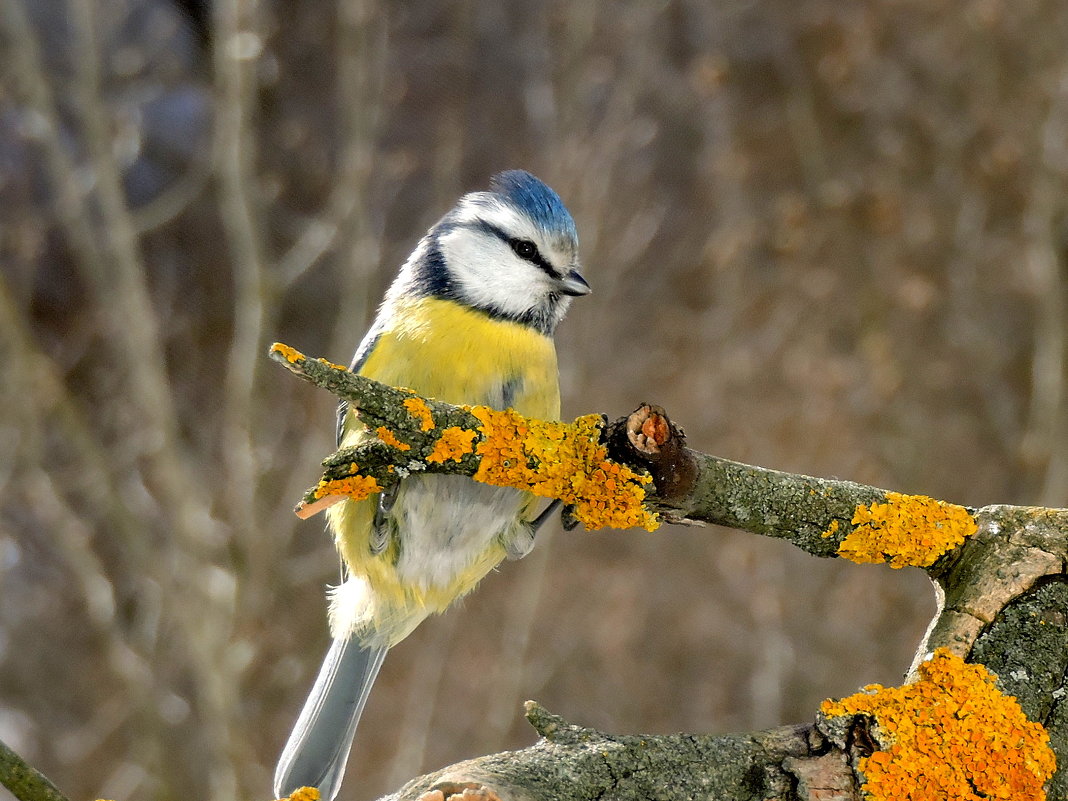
391, 474, 526, 590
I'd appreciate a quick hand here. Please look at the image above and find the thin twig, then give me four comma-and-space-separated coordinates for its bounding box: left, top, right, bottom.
67, 0, 186, 448
131, 150, 214, 233
213, 0, 267, 544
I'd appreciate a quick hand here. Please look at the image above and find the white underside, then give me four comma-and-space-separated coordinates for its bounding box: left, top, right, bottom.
327, 474, 530, 643
393, 473, 526, 587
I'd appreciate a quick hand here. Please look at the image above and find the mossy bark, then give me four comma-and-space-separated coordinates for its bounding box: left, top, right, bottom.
971, 578, 1068, 800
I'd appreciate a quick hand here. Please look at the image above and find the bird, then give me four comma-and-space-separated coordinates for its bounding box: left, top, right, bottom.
274, 170, 590, 801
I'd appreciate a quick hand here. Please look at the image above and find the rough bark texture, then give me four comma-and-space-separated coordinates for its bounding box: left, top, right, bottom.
914, 505, 1068, 674
377, 704, 851, 801
971, 578, 1068, 800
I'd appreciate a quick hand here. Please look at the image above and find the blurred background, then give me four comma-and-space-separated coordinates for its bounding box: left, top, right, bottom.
1, 0, 1067, 799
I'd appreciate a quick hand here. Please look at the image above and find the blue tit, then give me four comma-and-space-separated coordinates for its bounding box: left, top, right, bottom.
274, 170, 590, 801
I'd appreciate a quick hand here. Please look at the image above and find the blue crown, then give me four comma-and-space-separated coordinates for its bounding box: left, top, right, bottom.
490, 170, 578, 243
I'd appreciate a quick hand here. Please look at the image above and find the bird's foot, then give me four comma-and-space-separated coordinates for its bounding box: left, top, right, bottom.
370, 483, 399, 554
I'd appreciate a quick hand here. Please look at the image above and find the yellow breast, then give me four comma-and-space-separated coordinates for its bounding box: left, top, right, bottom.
357, 295, 561, 418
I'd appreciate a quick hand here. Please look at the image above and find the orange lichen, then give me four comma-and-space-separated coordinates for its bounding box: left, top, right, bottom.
426, 426, 478, 463
299, 385, 658, 528
313, 474, 382, 502
317, 357, 348, 370
821, 648, 1055, 801
470, 407, 658, 531
271, 342, 306, 364
828, 492, 978, 568
279, 789, 321, 801
375, 426, 411, 451
403, 397, 436, 432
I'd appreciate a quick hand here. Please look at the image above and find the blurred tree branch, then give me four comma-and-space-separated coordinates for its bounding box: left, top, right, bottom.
0, 1, 280, 797
6, 1, 1068, 799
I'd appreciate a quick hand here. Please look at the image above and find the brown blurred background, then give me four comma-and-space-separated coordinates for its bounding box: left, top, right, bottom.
2, 0, 1067, 799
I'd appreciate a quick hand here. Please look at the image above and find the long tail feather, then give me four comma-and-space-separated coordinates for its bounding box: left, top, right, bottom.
274, 638, 387, 801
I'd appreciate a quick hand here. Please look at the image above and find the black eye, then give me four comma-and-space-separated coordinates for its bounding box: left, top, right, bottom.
510, 239, 538, 261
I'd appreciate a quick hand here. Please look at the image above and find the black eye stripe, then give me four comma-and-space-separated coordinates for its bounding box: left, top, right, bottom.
476, 221, 558, 276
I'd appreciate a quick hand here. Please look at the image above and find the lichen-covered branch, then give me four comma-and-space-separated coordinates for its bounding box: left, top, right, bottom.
0, 738, 71, 801
269, 342, 979, 563
270, 343, 1068, 657
363, 644, 1061, 801
907, 504, 1068, 673
601, 404, 983, 566
270, 342, 1068, 800
598, 405, 1068, 684
269, 344, 657, 530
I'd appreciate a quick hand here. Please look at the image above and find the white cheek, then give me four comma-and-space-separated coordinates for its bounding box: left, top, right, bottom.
439, 229, 550, 317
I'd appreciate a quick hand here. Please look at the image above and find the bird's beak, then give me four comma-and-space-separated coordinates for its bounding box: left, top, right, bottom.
557, 269, 591, 297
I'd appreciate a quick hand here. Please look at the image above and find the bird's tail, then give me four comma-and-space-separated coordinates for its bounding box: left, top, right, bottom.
274, 637, 388, 801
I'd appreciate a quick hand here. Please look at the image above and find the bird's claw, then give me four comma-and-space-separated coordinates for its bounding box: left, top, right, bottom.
370, 484, 399, 555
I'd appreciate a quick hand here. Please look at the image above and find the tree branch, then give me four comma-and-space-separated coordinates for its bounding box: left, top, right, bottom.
376, 703, 839, 801
269, 342, 1068, 800
0, 738, 70, 801
269, 343, 1068, 652
268, 343, 961, 551
266, 343, 890, 542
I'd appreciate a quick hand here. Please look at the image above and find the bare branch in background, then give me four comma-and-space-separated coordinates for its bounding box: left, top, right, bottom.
131, 153, 213, 234
67, 0, 191, 472
213, 0, 267, 546
275, 0, 387, 291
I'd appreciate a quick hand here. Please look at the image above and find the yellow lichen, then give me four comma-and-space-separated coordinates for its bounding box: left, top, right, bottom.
470, 407, 659, 531
376, 426, 411, 451
279, 789, 321, 801
313, 474, 381, 502
427, 426, 478, 463
403, 397, 436, 432
271, 342, 305, 364
306, 390, 658, 529
821, 648, 1055, 801
317, 357, 348, 371
822, 519, 840, 538
829, 492, 977, 568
